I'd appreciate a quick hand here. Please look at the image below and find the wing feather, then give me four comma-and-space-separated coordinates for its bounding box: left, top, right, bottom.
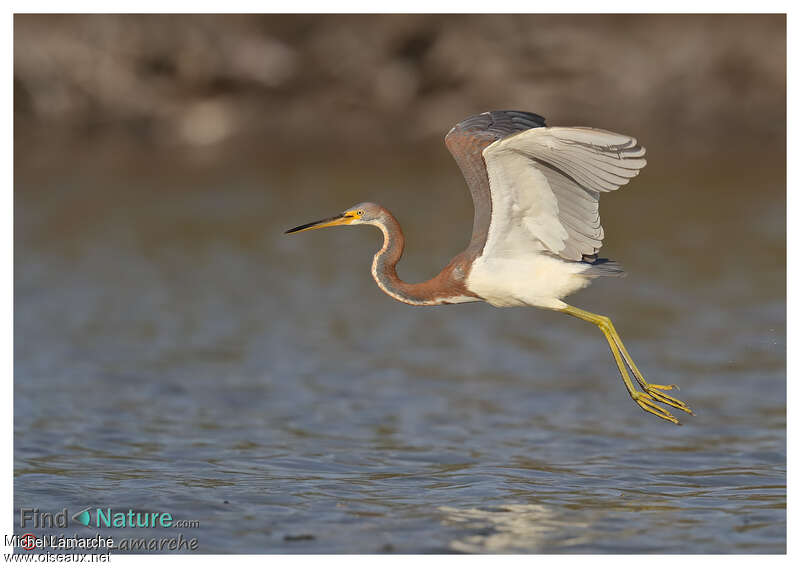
482, 126, 647, 261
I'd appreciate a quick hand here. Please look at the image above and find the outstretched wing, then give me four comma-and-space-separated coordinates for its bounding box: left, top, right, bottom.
482, 126, 646, 261
445, 111, 547, 257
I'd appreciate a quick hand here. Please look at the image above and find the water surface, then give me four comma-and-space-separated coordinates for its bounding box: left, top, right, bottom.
14, 149, 785, 553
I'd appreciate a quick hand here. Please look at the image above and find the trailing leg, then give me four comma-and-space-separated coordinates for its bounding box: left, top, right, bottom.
560, 305, 693, 424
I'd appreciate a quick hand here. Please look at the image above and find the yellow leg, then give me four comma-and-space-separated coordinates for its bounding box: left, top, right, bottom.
561, 305, 693, 424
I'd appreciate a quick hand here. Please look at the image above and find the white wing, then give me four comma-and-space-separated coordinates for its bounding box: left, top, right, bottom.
481, 127, 647, 262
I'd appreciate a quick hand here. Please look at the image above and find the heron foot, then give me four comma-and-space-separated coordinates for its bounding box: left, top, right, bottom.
625, 360, 694, 417
602, 322, 694, 423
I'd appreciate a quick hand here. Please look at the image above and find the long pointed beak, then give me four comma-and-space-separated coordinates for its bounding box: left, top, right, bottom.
284, 213, 353, 234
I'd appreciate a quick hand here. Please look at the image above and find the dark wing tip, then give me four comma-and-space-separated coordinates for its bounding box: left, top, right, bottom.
447, 110, 547, 142
501, 110, 547, 130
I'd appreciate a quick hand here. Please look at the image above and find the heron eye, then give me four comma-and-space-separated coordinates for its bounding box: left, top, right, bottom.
358, 210, 365, 216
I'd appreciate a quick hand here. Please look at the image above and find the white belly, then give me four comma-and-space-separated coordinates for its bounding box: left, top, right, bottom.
466, 252, 592, 309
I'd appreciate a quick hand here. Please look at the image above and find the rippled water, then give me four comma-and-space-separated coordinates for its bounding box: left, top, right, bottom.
14, 148, 785, 553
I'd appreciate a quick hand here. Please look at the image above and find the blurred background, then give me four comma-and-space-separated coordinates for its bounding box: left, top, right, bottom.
15, 14, 785, 155
15, 14, 785, 553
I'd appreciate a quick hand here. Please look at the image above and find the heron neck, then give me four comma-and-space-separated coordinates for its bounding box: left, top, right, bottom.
370, 212, 470, 306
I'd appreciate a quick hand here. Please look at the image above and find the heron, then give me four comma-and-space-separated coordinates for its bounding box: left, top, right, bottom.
285, 110, 693, 424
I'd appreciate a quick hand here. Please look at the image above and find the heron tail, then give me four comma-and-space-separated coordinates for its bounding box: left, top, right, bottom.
581, 257, 626, 278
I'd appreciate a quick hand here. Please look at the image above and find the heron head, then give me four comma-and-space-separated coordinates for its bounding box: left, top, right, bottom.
284, 202, 382, 234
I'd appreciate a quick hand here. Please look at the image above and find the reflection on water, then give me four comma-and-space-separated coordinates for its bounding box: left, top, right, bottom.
14, 150, 785, 553
441, 504, 581, 553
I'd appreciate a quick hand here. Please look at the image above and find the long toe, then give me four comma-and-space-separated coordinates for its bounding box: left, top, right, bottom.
633, 392, 680, 425
644, 385, 694, 415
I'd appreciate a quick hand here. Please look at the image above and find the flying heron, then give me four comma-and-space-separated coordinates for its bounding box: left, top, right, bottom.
285, 110, 693, 424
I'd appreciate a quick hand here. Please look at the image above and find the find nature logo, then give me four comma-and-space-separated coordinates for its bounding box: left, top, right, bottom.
20, 507, 182, 529
18, 507, 199, 533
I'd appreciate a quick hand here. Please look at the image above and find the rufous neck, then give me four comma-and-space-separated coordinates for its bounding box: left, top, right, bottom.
369, 211, 446, 306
